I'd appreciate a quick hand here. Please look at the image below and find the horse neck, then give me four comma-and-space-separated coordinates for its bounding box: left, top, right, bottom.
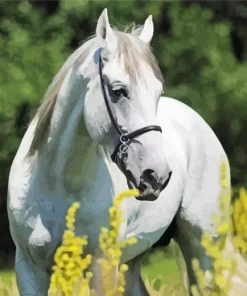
37, 65, 106, 196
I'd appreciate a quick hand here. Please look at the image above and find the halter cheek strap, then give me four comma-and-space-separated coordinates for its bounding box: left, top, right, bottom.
99, 55, 162, 162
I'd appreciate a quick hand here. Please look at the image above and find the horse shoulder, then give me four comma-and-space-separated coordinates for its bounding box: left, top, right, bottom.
159, 96, 229, 176
160, 97, 230, 236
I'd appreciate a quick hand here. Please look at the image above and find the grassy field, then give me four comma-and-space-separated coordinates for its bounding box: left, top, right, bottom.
0, 241, 187, 295
142, 243, 187, 295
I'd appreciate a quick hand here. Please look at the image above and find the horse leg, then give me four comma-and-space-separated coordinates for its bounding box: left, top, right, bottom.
15, 247, 50, 296
124, 253, 149, 296
174, 218, 215, 295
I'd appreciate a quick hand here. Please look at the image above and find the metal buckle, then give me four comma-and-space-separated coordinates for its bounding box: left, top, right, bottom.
118, 134, 129, 158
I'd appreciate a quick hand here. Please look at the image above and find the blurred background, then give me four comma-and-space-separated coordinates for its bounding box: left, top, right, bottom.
0, 0, 246, 273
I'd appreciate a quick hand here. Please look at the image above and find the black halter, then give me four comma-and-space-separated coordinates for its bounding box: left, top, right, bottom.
99, 55, 162, 162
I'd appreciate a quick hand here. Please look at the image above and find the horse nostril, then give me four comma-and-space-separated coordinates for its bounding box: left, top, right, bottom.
141, 169, 157, 189
142, 169, 155, 182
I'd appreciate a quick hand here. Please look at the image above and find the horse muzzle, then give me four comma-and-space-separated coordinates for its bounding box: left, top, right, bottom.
128, 171, 172, 201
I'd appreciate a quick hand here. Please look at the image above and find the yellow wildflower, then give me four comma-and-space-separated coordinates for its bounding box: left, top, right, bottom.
192, 160, 236, 296
232, 186, 247, 256
97, 189, 139, 295
49, 202, 92, 296
49, 189, 139, 296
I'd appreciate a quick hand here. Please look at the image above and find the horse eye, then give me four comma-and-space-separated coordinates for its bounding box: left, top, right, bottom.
112, 88, 127, 98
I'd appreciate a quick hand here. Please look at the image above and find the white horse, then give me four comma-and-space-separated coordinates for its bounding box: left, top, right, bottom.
7, 9, 230, 296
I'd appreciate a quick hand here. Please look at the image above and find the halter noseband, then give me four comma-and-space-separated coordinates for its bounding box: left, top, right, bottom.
99, 55, 162, 162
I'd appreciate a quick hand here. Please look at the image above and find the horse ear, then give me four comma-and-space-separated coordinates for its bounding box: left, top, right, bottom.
96, 8, 117, 55
139, 15, 154, 44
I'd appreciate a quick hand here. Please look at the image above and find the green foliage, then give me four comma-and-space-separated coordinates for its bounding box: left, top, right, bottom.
0, 0, 246, 188
0, 0, 71, 186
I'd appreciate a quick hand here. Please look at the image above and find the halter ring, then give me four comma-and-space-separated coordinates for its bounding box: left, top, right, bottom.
119, 143, 129, 154
118, 134, 129, 158
120, 134, 129, 144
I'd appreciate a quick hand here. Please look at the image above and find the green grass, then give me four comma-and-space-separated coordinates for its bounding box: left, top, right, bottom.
141, 243, 187, 295
142, 250, 181, 281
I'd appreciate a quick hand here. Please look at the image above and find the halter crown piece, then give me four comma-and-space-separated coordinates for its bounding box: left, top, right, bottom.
98, 53, 162, 162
